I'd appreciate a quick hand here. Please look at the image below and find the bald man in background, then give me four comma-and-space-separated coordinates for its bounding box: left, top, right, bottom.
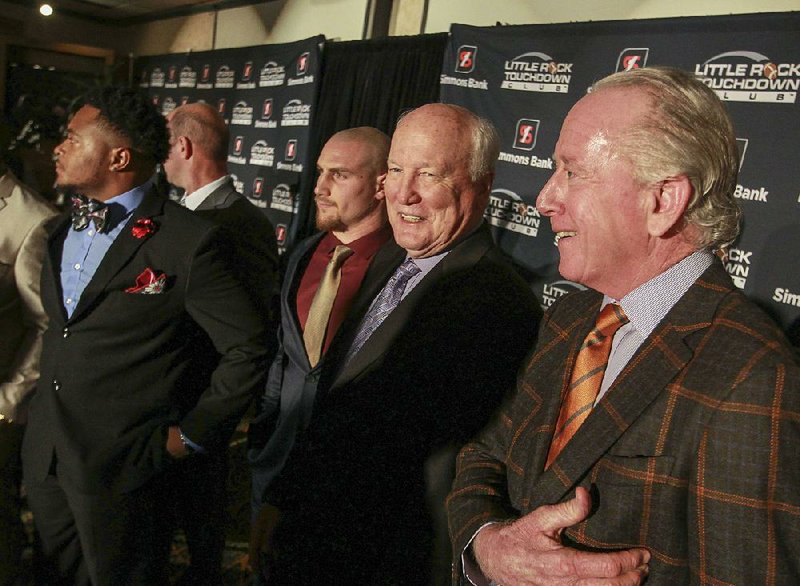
164, 102, 279, 584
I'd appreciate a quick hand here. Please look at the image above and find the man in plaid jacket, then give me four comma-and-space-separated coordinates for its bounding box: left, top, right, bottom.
447, 67, 800, 585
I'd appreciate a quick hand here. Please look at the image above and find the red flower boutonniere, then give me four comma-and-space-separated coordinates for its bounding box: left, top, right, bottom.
125, 267, 168, 294
132, 218, 157, 239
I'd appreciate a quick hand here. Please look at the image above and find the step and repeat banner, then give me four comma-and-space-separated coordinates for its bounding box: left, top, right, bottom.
440, 13, 800, 333
135, 35, 324, 255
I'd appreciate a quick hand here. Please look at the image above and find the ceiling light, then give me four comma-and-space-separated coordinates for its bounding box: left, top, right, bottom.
39, 4, 53, 16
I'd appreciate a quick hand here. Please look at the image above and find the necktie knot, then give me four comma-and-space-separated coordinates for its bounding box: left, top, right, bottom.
70, 195, 109, 233
589, 303, 629, 344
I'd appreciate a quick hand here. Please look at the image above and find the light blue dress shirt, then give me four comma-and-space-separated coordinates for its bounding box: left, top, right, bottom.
60, 183, 149, 318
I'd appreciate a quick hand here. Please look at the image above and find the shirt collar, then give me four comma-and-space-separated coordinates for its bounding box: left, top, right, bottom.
605, 249, 714, 341
183, 175, 230, 211
321, 224, 392, 258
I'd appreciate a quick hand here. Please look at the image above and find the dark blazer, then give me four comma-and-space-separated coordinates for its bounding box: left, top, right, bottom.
247, 231, 327, 504
193, 178, 278, 320
266, 224, 543, 584
448, 261, 800, 585
21, 188, 269, 494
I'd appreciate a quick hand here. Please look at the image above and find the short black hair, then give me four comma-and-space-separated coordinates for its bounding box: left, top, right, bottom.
82, 86, 169, 165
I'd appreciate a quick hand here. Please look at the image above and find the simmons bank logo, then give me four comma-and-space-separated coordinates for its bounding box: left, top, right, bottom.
227, 136, 247, 165
541, 279, 587, 309
237, 61, 256, 89
501, 52, 573, 93
485, 188, 541, 237
276, 224, 288, 249
695, 51, 799, 103
288, 52, 315, 86
733, 137, 768, 203
498, 119, 553, 170
615, 48, 649, 72
513, 119, 539, 151
277, 140, 303, 172
166, 65, 178, 88
724, 248, 755, 290
255, 98, 277, 129
198, 64, 213, 88
455, 45, 476, 73
441, 44, 488, 90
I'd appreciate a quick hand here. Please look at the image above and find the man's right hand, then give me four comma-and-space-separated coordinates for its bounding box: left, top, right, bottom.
248, 504, 282, 579
473, 487, 650, 585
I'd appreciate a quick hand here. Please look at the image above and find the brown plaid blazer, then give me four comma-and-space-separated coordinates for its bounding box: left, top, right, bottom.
448, 261, 800, 585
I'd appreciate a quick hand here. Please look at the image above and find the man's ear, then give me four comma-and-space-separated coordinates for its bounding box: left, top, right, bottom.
109, 146, 133, 172
179, 136, 192, 160
646, 175, 693, 238
374, 171, 387, 201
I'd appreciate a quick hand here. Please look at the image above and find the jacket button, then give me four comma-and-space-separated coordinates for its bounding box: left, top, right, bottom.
62, 327, 70, 338
53, 379, 61, 391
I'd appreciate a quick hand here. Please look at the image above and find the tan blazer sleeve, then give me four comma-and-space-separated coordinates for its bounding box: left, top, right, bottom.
0, 216, 52, 421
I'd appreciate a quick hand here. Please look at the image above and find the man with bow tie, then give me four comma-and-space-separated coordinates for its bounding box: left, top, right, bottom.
21, 86, 270, 585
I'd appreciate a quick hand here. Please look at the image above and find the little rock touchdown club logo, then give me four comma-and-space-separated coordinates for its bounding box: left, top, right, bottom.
485, 188, 541, 237
695, 51, 799, 103
501, 52, 574, 93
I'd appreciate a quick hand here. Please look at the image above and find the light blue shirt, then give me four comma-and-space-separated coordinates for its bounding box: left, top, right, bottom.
598, 249, 714, 402
60, 183, 150, 318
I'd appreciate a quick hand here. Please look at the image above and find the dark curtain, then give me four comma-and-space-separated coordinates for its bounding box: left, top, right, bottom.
292, 33, 448, 243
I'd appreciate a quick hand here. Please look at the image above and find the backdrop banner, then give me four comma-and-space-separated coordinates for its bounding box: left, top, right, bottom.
440, 13, 800, 333
135, 35, 324, 255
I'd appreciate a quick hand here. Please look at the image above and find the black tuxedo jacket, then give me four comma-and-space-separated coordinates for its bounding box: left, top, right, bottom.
22, 188, 269, 493
266, 224, 543, 583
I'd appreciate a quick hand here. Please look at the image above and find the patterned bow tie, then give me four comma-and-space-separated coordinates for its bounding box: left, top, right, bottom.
70, 195, 109, 233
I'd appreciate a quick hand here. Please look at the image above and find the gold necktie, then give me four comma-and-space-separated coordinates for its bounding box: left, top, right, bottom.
303, 245, 354, 367
545, 303, 628, 469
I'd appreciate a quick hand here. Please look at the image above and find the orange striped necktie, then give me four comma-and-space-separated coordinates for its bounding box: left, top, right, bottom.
545, 303, 628, 469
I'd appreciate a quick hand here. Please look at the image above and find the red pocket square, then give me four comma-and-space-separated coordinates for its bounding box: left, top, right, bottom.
125, 267, 167, 294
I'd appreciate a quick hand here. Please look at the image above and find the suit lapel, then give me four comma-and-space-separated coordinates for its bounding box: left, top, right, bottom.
529, 262, 735, 506
70, 188, 166, 321
42, 216, 71, 324
333, 225, 494, 385
281, 232, 325, 369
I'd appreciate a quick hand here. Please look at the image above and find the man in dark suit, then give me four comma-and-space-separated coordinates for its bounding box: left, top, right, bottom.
21, 86, 270, 585
447, 67, 800, 585
247, 126, 392, 582
259, 104, 542, 585
0, 156, 57, 585
164, 101, 279, 585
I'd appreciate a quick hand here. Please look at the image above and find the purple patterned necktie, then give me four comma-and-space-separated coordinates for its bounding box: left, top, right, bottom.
346, 258, 421, 362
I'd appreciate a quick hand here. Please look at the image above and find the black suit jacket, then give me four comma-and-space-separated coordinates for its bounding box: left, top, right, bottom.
21, 188, 269, 493
266, 224, 543, 583
448, 261, 800, 584
193, 178, 278, 320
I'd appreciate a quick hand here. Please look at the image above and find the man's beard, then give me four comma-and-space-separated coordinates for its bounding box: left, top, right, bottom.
315, 207, 346, 232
